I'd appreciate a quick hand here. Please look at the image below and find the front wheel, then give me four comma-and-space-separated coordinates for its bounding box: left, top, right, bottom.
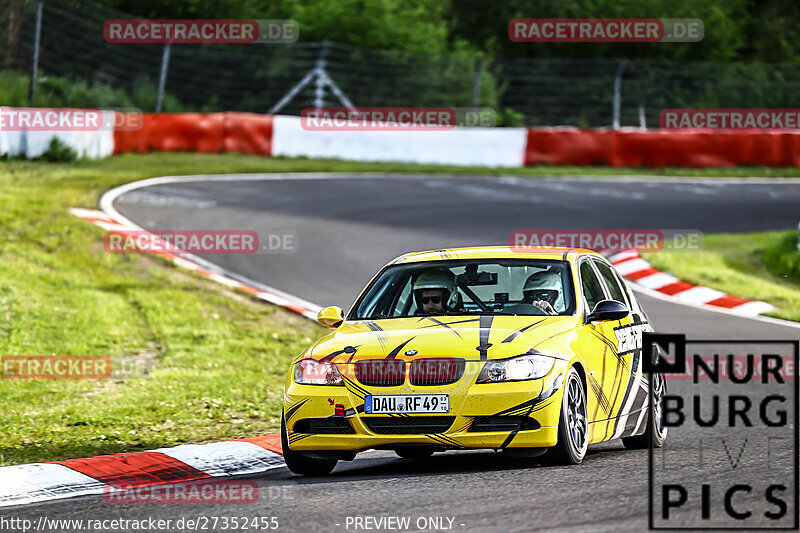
542, 366, 588, 465
281, 414, 337, 476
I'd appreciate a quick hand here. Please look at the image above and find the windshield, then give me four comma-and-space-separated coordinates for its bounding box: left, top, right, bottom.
350, 259, 575, 320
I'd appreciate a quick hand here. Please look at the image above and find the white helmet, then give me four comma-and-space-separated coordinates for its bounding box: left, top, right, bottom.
413, 268, 459, 310
523, 270, 562, 310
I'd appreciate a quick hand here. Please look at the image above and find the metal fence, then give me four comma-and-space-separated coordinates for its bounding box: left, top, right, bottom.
5, 0, 800, 128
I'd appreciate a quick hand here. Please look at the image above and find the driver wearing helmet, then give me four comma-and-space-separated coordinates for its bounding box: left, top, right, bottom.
522, 270, 562, 315
413, 268, 460, 315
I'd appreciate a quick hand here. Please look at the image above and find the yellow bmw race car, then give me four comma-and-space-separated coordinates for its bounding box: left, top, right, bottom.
281, 246, 667, 475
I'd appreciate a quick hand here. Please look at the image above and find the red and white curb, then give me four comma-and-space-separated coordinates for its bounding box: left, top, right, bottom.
68, 207, 321, 320
608, 249, 774, 316
0, 435, 283, 508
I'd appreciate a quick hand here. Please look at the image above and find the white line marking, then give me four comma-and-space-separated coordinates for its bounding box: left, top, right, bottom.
728, 300, 775, 316
156, 441, 284, 477
0, 463, 103, 507
613, 258, 653, 276
172, 257, 200, 270
69, 207, 113, 221
630, 283, 800, 330
672, 286, 726, 305
207, 273, 243, 288
635, 272, 679, 290
608, 251, 640, 264
97, 177, 322, 319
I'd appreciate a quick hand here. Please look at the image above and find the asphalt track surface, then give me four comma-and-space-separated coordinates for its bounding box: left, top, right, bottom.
10, 174, 800, 532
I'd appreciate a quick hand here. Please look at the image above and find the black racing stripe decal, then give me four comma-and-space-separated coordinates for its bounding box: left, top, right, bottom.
343, 403, 365, 417
343, 377, 369, 399
587, 373, 611, 416
319, 346, 360, 363
285, 398, 309, 422
531, 395, 558, 413
490, 374, 563, 418
497, 373, 564, 449
610, 350, 640, 437
501, 319, 546, 343
385, 337, 416, 359
477, 315, 494, 361
603, 350, 627, 440
499, 406, 536, 448
288, 433, 312, 444
318, 349, 346, 363
434, 318, 482, 326
432, 433, 463, 448
426, 433, 465, 449
455, 419, 473, 433
493, 398, 538, 417
589, 329, 618, 354
433, 249, 454, 261
499, 407, 534, 417
365, 321, 388, 350
629, 380, 649, 416
619, 383, 649, 438
419, 317, 464, 339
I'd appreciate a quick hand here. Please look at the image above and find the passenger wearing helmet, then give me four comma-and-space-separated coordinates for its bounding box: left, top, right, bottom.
522, 270, 562, 315
412, 268, 460, 315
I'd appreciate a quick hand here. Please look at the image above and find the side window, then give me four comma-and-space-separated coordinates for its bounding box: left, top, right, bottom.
593, 260, 628, 306
579, 261, 606, 311
393, 277, 413, 316
614, 269, 640, 314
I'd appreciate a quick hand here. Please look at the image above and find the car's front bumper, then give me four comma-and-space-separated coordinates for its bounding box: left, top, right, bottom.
283, 360, 567, 452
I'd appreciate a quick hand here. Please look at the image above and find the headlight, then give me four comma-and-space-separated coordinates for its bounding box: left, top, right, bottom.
293, 359, 343, 385
476, 353, 555, 383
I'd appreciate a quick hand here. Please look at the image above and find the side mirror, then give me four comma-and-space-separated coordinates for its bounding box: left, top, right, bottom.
587, 299, 629, 323
317, 306, 344, 328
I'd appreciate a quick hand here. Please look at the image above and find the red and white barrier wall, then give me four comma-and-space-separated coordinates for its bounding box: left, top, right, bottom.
112, 112, 800, 168
271, 115, 528, 167
523, 127, 800, 167
0, 110, 115, 159
6, 108, 800, 167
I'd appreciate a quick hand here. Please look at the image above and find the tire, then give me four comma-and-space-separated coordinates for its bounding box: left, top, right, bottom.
395, 448, 435, 459
281, 413, 337, 476
622, 371, 668, 449
542, 366, 589, 465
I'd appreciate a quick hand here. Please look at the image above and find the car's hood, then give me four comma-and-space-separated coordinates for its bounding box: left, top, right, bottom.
303, 315, 580, 363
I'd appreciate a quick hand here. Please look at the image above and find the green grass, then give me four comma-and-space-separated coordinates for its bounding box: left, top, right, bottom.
642, 231, 800, 322
2, 152, 800, 466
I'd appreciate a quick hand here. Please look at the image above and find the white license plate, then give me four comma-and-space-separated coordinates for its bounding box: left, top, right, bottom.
365, 394, 449, 414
